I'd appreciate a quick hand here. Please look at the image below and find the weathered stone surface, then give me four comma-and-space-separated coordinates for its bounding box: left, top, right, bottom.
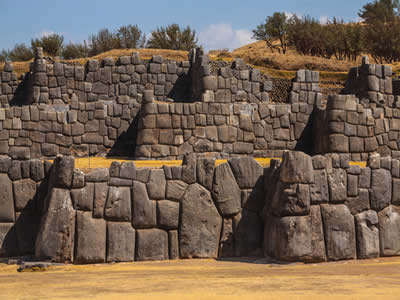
219, 219, 234, 258
310, 169, 329, 204
0, 174, 15, 222
107, 222, 135, 262
355, 210, 380, 259
280, 151, 313, 184
15, 212, 41, 254
180, 184, 222, 258
0, 223, 17, 256
196, 157, 215, 190
234, 210, 263, 257
119, 162, 136, 180
85, 168, 110, 182
168, 230, 179, 260
71, 183, 94, 211
181, 153, 196, 184
157, 200, 179, 229
53, 156, 75, 189
370, 169, 392, 211
328, 168, 347, 203
136, 229, 169, 261
146, 169, 166, 200
320, 204, 356, 261
378, 205, 400, 256
93, 182, 108, 218
75, 211, 106, 264
105, 186, 131, 221
72, 170, 85, 189
166, 180, 188, 201
132, 181, 156, 228
270, 182, 310, 217
35, 188, 75, 263
345, 189, 370, 215
228, 157, 264, 189
13, 179, 36, 211
212, 163, 241, 217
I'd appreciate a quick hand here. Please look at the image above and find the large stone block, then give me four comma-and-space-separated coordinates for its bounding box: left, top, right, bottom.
234, 210, 263, 257
166, 180, 188, 201
320, 204, 356, 261
105, 186, 131, 221
371, 169, 392, 211
328, 134, 349, 152
13, 179, 37, 211
75, 211, 106, 264
228, 157, 264, 189
0, 223, 17, 256
378, 205, 400, 256
157, 200, 179, 229
132, 181, 157, 228
53, 156, 75, 189
15, 212, 41, 254
146, 169, 166, 200
310, 169, 329, 204
35, 188, 75, 263
70, 183, 94, 211
196, 157, 215, 190
107, 222, 135, 262
211, 163, 241, 217
355, 210, 380, 259
93, 182, 108, 218
0, 174, 15, 222
270, 182, 311, 217
136, 229, 169, 261
280, 151, 313, 184
328, 168, 347, 203
180, 184, 222, 258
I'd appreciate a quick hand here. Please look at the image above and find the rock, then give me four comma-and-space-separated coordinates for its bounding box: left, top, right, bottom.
279, 151, 314, 184
0, 174, 15, 222
70, 183, 94, 211
35, 188, 75, 263
234, 210, 263, 257
211, 163, 241, 217
157, 200, 179, 229
107, 222, 135, 262
146, 169, 166, 200
181, 153, 196, 184
136, 229, 169, 261
15, 212, 40, 254
132, 181, 157, 228
166, 180, 188, 201
53, 156, 75, 189
75, 211, 106, 264
72, 170, 85, 189
180, 184, 222, 258
93, 182, 108, 218
13, 179, 37, 211
168, 230, 179, 260
370, 169, 392, 211
219, 219, 234, 258
328, 168, 347, 203
196, 157, 215, 190
0, 223, 17, 256
320, 204, 356, 261
30, 160, 44, 182
310, 169, 329, 204
105, 187, 131, 221
378, 205, 400, 256
228, 157, 264, 189
119, 162, 136, 180
85, 168, 110, 182
355, 210, 380, 259
270, 182, 310, 217
345, 189, 370, 215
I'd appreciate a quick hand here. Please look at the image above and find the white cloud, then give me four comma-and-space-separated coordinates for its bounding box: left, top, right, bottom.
198, 24, 254, 51
319, 16, 330, 24
39, 30, 56, 38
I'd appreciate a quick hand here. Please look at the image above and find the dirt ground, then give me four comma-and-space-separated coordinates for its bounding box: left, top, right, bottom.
1, 257, 400, 300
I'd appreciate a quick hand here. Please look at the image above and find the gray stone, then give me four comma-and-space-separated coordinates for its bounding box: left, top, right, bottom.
345, 189, 370, 215
202, 76, 218, 91
270, 182, 311, 217
85, 168, 110, 182
234, 210, 264, 257
196, 157, 215, 190
93, 182, 108, 218
378, 205, 400, 256
0, 174, 15, 222
53, 156, 75, 189
181, 153, 196, 184
180, 184, 222, 258
35, 188, 75, 263
0, 223, 17, 256
119, 162, 136, 180
212, 163, 241, 217
168, 230, 179, 260
75, 211, 106, 264
371, 169, 392, 210
219, 219, 234, 258
8, 161, 21, 181
136, 229, 169, 261
105, 186, 131, 221
132, 181, 157, 228
72, 170, 85, 189
328, 168, 347, 203
13, 179, 37, 211
71, 183, 94, 211
320, 204, 356, 261
166, 180, 188, 201
106, 222, 135, 262
30, 160, 44, 182
392, 178, 400, 205
355, 210, 380, 259
310, 169, 329, 204
228, 157, 264, 189
280, 151, 314, 184
146, 169, 166, 200
157, 200, 179, 229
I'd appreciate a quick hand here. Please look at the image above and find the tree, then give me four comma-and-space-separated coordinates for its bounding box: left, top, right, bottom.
0, 43, 33, 62
88, 28, 119, 56
359, 0, 400, 23
253, 12, 290, 54
117, 25, 146, 49
31, 33, 64, 57
62, 42, 89, 59
147, 24, 198, 50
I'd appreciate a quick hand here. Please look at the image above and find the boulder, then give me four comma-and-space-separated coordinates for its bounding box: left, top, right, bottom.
228, 157, 264, 189
35, 188, 75, 263
136, 229, 169, 261
157, 200, 179, 229
355, 210, 380, 259
13, 179, 37, 211
75, 211, 106, 264
270, 182, 310, 217
106, 222, 135, 262
105, 186, 131, 221
180, 184, 222, 258
70, 183, 94, 211
328, 168, 347, 203
320, 204, 356, 261
211, 163, 241, 217
279, 151, 313, 184
53, 156, 75, 189
370, 169, 392, 211
146, 169, 166, 200
378, 205, 400, 256
132, 181, 156, 228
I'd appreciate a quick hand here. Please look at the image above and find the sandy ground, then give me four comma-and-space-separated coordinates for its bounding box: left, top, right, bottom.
1, 257, 400, 300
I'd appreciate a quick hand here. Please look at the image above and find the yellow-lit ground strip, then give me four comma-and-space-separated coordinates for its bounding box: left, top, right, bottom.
47, 157, 368, 169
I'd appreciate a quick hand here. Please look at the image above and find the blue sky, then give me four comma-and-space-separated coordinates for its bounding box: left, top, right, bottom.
0, 0, 370, 51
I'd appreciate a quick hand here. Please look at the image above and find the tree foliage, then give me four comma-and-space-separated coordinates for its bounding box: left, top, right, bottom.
31, 33, 64, 57
117, 25, 146, 49
147, 24, 198, 50
62, 42, 89, 60
0, 43, 33, 62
